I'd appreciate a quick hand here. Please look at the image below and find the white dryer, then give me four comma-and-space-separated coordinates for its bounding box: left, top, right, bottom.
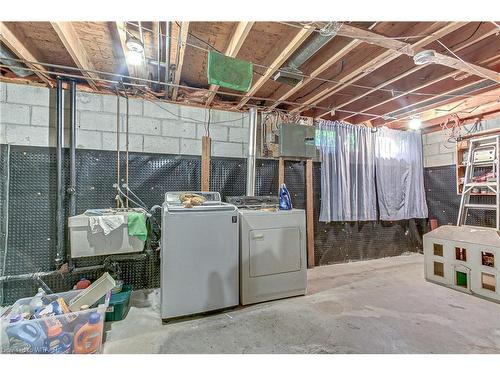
238, 207, 307, 305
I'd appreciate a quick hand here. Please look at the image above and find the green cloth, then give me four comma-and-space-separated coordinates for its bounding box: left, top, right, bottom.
207, 51, 253, 92
127, 212, 148, 242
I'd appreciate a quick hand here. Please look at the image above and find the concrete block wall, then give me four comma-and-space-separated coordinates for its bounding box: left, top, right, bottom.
422, 117, 500, 167
0, 82, 249, 158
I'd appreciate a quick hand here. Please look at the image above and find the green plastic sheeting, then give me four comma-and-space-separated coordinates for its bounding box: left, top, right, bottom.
128, 212, 148, 242
207, 51, 253, 92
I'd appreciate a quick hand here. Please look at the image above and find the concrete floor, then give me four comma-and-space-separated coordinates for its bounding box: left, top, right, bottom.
103, 254, 500, 354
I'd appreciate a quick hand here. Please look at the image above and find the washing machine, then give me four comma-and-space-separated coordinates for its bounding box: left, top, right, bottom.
161, 192, 239, 320
229, 196, 307, 305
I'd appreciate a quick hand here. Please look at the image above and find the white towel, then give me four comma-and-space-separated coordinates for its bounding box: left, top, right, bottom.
89, 215, 125, 235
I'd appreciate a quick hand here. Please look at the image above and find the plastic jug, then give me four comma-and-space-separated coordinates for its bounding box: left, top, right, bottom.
5, 321, 48, 354
73, 312, 102, 354
279, 183, 293, 210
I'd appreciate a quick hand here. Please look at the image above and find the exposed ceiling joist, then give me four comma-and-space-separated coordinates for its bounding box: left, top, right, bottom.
345, 52, 500, 124
339, 23, 500, 82
418, 86, 500, 126
267, 23, 379, 110
115, 21, 133, 78
317, 23, 467, 118
235, 25, 315, 109
334, 24, 498, 120
0, 22, 52, 86
290, 22, 464, 115
50, 22, 99, 90
205, 21, 254, 105
171, 21, 190, 101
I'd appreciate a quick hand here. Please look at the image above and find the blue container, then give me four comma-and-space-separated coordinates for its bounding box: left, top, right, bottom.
5, 321, 48, 354
279, 183, 293, 210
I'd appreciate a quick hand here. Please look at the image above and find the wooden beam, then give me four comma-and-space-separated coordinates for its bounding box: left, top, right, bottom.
290, 23, 462, 115
292, 23, 499, 115
305, 159, 315, 269
337, 23, 500, 82
114, 21, 133, 77
418, 87, 500, 126
235, 25, 315, 109
171, 21, 190, 101
278, 157, 285, 187
0, 22, 52, 86
50, 22, 98, 90
201, 136, 211, 191
341, 52, 500, 123
383, 79, 499, 126
205, 21, 254, 105
317, 22, 468, 118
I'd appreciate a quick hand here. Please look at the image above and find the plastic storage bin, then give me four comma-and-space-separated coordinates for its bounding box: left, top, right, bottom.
0, 289, 110, 354
105, 285, 132, 322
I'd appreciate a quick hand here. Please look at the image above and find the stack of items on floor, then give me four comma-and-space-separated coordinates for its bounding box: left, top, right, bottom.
0, 273, 122, 354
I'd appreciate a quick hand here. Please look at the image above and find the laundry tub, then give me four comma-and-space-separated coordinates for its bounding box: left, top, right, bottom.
68, 209, 145, 258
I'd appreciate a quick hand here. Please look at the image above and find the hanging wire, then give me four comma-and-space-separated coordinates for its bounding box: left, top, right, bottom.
124, 22, 499, 99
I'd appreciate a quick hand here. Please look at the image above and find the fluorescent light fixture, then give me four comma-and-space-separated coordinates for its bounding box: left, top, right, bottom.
127, 50, 143, 66
409, 118, 422, 130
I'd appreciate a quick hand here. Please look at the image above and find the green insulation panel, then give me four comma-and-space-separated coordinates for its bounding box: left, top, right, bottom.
207, 51, 253, 92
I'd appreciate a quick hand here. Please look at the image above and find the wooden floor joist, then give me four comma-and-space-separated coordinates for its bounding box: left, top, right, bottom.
205, 21, 254, 105
201, 136, 211, 191
236, 25, 315, 109
291, 22, 465, 116
50, 22, 99, 90
0, 22, 52, 86
171, 22, 190, 101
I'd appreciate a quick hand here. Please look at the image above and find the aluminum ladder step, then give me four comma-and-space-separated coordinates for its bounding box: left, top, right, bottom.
464, 182, 497, 187
464, 203, 497, 210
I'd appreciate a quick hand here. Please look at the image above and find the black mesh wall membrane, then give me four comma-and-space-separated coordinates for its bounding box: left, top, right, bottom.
312, 162, 425, 266
423, 165, 495, 228
1, 145, 457, 305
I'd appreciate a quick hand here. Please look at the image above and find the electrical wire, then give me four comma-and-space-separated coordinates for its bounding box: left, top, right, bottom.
448, 22, 483, 50
124, 22, 499, 99
436, 39, 499, 83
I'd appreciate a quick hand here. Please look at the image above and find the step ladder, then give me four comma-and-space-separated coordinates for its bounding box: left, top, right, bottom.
457, 135, 500, 230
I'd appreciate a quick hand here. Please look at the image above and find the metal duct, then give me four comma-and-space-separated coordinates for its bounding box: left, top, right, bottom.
0, 42, 32, 77
164, 21, 171, 98
284, 32, 335, 70
55, 78, 64, 268
246, 107, 258, 196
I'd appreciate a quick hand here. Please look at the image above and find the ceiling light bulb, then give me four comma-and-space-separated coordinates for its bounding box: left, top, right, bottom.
126, 35, 144, 54
409, 118, 422, 130
127, 50, 143, 66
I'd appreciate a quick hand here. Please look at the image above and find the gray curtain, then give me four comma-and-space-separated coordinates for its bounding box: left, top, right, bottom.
317, 120, 377, 222
374, 127, 428, 220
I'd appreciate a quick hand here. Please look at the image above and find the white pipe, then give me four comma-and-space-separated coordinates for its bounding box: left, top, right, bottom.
246, 107, 258, 196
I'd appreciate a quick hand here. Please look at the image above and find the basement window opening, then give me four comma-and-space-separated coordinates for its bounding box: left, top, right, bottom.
481, 251, 495, 268
455, 247, 467, 262
481, 273, 496, 292
433, 243, 443, 257
434, 261, 444, 277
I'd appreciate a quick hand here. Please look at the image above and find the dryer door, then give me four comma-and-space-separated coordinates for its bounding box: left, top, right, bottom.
249, 227, 301, 277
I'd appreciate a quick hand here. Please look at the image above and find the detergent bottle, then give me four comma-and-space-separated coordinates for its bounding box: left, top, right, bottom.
44, 318, 73, 354
279, 183, 293, 210
73, 312, 102, 354
5, 321, 47, 354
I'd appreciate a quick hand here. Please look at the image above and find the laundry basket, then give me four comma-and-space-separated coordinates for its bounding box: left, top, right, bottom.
0, 289, 110, 354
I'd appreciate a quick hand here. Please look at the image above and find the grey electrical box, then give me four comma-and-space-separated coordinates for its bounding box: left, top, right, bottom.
279, 123, 316, 158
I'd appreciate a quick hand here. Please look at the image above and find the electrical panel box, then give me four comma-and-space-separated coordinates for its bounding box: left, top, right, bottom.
279, 123, 316, 158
